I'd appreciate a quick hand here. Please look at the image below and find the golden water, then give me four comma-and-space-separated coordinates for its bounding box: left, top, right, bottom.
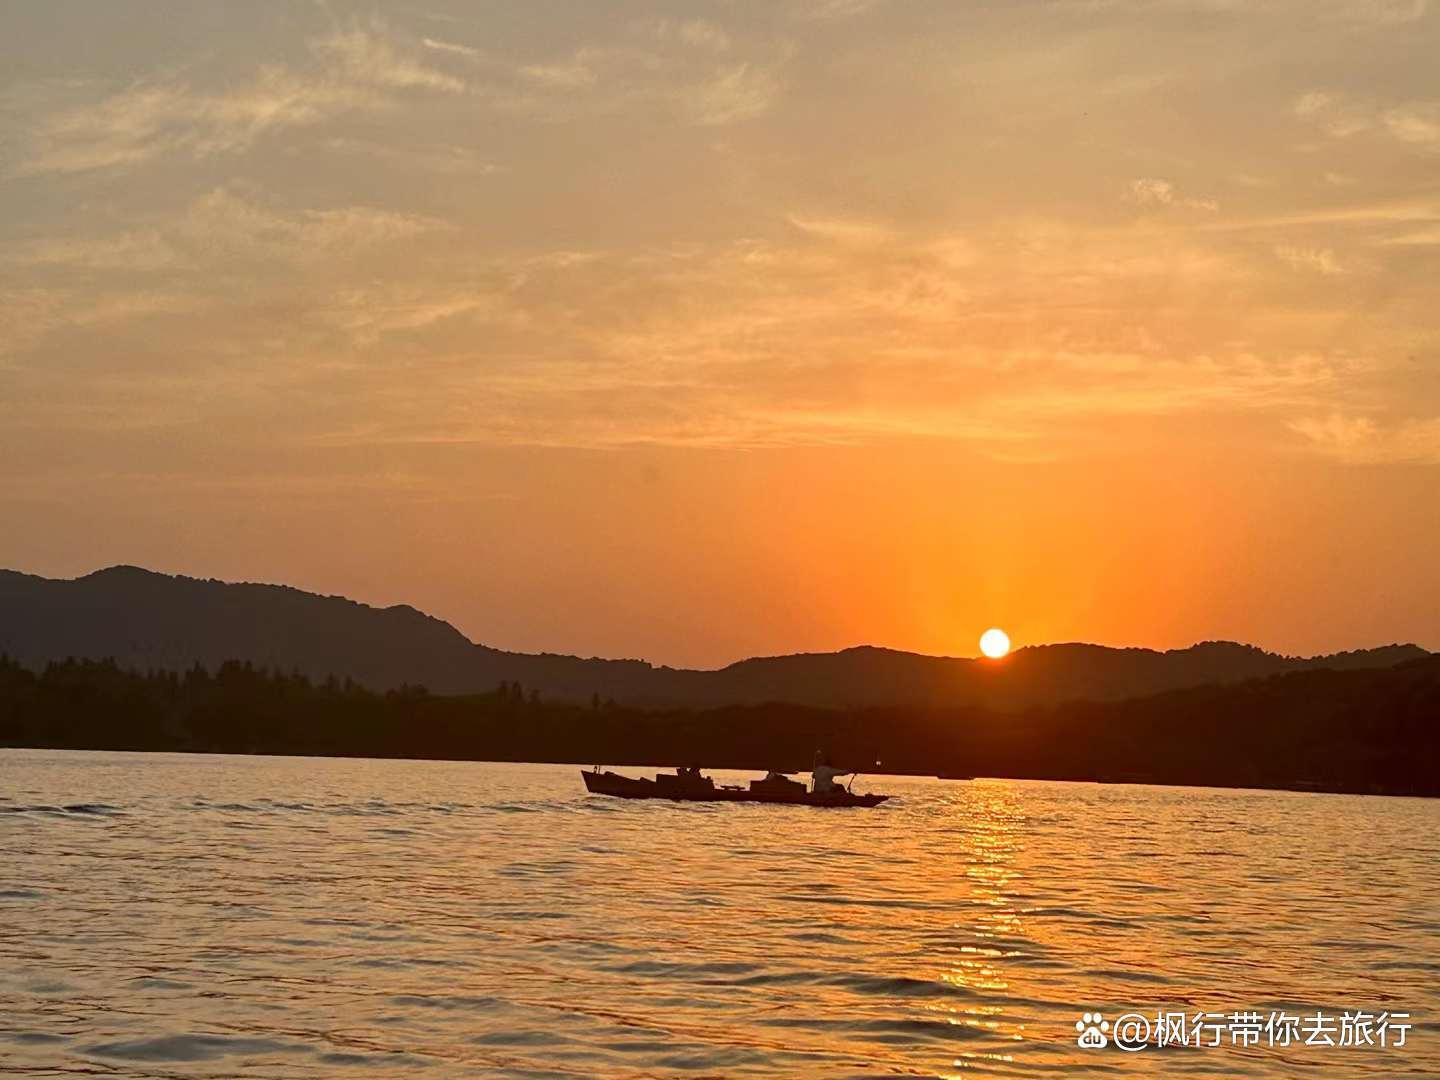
2, 750, 1435, 1076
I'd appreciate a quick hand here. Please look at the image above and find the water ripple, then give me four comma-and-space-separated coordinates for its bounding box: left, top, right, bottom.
1, 750, 1436, 1077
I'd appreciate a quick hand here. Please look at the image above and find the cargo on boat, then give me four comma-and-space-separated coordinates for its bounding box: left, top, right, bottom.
581, 768, 890, 808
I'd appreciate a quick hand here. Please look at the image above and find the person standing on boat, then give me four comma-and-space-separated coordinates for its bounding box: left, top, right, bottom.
811, 751, 852, 794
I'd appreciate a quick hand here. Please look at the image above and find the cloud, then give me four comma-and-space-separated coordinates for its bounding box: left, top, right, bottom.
518, 57, 599, 90
1072, 0, 1427, 21
682, 63, 782, 125
363, 222, 1330, 451
315, 26, 465, 93
1361, 0, 1429, 24
6, 188, 442, 301
176, 189, 445, 258
0, 285, 200, 362
1274, 245, 1343, 274
11, 231, 180, 272
0, 288, 72, 359
642, 18, 733, 53
0, 198, 1404, 460
319, 282, 520, 346
1203, 196, 1440, 231
1296, 91, 1440, 150
421, 37, 483, 60
1293, 90, 1374, 138
1290, 412, 1440, 464
1382, 103, 1440, 147
4, 4, 1435, 465
786, 214, 897, 246
1125, 178, 1219, 212
9, 23, 464, 176
504, 49, 782, 124
1380, 225, 1440, 245
320, 136, 501, 175
458, 32, 786, 127
789, 0, 890, 19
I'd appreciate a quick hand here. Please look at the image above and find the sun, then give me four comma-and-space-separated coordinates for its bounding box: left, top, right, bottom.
979, 628, 1011, 659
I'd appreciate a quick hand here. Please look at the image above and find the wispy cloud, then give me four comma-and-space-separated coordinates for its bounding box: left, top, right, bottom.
1274, 245, 1344, 274
1, 1, 1434, 466
1124, 178, 1219, 212
1383, 102, 1440, 147
1295, 91, 1440, 150
9, 188, 444, 274
786, 214, 897, 246
642, 18, 733, 53
681, 62, 781, 124
518, 56, 599, 90
1202, 196, 1440, 231
319, 282, 520, 346
420, 37, 483, 60
1380, 225, 1440, 246
8, 23, 464, 176
1073, 0, 1427, 23
789, 0, 890, 20
449, 28, 787, 127
315, 26, 465, 93
179, 189, 446, 258
12, 231, 180, 272
320, 136, 501, 175
1291, 412, 1440, 464
0, 285, 200, 363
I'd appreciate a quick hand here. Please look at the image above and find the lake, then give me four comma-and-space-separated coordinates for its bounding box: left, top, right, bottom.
2, 749, 1436, 1077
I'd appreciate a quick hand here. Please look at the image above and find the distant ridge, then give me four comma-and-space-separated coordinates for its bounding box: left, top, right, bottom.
0, 566, 1427, 710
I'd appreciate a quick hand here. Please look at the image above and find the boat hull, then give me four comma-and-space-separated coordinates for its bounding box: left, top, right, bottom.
582, 770, 889, 808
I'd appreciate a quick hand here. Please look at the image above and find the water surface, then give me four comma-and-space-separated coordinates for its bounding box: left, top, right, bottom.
2, 750, 1435, 1076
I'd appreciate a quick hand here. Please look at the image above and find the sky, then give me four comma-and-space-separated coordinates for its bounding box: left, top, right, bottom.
1, 0, 1437, 667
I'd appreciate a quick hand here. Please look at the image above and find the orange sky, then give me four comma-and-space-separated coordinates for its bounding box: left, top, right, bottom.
1, 2, 1437, 666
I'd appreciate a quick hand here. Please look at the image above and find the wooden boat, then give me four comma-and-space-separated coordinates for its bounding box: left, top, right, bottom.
581, 768, 890, 808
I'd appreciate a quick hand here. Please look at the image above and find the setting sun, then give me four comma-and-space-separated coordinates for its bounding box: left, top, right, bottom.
980, 628, 1011, 659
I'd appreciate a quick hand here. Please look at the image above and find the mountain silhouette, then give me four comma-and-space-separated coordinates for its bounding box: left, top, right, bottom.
0, 566, 1427, 710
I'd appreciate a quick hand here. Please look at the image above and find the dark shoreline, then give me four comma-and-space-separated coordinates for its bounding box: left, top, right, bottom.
4, 654, 1438, 800
2, 744, 1434, 802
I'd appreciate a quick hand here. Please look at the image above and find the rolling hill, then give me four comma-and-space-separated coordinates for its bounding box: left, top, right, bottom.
0, 565, 1426, 710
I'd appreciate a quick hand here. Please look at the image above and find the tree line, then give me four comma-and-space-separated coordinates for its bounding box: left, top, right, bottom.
1, 653, 1436, 796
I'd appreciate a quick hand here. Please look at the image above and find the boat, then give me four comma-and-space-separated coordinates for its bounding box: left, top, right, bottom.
581, 768, 890, 808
